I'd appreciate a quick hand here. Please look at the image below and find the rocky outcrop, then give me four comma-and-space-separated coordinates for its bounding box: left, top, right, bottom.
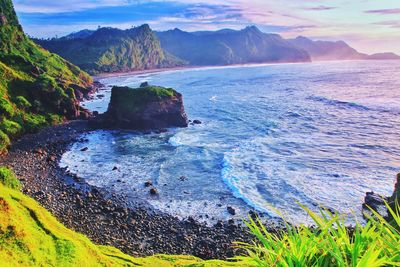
95, 85, 188, 130
363, 173, 400, 219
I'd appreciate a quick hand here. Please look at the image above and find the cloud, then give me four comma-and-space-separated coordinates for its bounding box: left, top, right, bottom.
303, 5, 336, 11
373, 20, 400, 28
14, 0, 131, 13
365, 8, 400, 15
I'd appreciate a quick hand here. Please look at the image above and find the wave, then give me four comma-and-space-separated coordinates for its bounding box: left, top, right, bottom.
221, 153, 280, 218
307, 96, 371, 111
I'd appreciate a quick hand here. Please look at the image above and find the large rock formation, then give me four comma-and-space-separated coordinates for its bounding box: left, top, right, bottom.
97, 84, 188, 130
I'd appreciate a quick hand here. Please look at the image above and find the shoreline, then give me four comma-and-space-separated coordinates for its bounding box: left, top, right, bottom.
92, 59, 400, 81
0, 120, 283, 259
93, 62, 313, 80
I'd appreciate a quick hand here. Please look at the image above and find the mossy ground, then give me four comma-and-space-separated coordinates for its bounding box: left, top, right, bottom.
110, 85, 176, 114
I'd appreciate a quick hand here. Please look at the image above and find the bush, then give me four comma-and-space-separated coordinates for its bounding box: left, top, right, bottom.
23, 113, 48, 133
238, 204, 400, 266
0, 130, 10, 153
0, 119, 22, 136
0, 167, 20, 190
15, 96, 32, 110
0, 98, 14, 117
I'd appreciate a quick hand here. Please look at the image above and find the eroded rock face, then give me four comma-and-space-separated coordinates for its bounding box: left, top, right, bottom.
98, 85, 188, 130
0, 13, 7, 25
363, 173, 400, 219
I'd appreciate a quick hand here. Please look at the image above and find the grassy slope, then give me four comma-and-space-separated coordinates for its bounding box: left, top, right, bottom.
0, 169, 246, 266
0, 0, 93, 154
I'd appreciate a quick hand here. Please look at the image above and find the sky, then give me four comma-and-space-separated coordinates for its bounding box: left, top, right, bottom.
13, 0, 400, 54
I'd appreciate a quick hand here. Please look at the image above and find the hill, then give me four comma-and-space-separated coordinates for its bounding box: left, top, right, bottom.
0, 0, 93, 154
35, 25, 185, 74
288, 36, 367, 61
289, 36, 400, 61
367, 52, 400, 60
156, 26, 311, 65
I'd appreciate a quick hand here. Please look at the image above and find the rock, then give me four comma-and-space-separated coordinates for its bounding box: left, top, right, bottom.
193, 120, 202, 124
112, 166, 118, 171
0, 13, 7, 26
80, 147, 88, 152
391, 173, 400, 201
140, 82, 149, 87
47, 155, 57, 162
95, 85, 188, 130
227, 206, 236, 215
179, 176, 187, 181
34, 148, 44, 155
363, 191, 388, 218
144, 181, 153, 187
150, 188, 158, 195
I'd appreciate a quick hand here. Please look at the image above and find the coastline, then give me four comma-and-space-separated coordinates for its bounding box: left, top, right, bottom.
0, 120, 283, 259
93, 61, 314, 81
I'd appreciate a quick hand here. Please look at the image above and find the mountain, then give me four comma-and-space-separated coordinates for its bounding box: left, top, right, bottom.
288, 36, 367, 61
367, 52, 400, 60
62, 29, 95, 40
0, 0, 93, 153
35, 25, 185, 74
156, 26, 311, 66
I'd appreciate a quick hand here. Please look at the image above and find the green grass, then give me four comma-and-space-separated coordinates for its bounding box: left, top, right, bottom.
237, 203, 400, 267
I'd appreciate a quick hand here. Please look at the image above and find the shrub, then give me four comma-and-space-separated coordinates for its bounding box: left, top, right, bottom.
15, 96, 31, 110
0, 130, 10, 153
0, 98, 14, 117
23, 113, 48, 133
238, 204, 400, 267
0, 167, 20, 190
0, 119, 22, 136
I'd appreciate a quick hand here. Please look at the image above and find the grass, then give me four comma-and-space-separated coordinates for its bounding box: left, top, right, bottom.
237, 203, 400, 267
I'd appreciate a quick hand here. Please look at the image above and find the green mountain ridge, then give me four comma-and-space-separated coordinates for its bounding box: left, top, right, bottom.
0, 0, 93, 154
35, 25, 185, 75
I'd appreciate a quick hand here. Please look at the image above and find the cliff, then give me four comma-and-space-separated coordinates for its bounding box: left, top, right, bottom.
0, 0, 93, 154
35, 25, 185, 74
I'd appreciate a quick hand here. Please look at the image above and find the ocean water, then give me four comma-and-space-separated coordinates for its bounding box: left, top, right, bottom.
61, 61, 400, 224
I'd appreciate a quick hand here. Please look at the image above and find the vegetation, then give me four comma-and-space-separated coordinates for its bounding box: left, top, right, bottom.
110, 85, 176, 113
237, 204, 400, 267
0, 0, 93, 154
0, 167, 247, 266
0, 166, 20, 189
35, 25, 185, 74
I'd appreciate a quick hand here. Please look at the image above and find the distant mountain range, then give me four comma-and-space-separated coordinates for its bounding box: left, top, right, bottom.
35, 25, 400, 74
156, 26, 311, 65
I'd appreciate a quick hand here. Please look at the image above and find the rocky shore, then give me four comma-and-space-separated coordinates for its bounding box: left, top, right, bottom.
0, 120, 282, 259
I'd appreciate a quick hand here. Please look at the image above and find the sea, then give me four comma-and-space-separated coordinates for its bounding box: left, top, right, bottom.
60, 60, 400, 224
